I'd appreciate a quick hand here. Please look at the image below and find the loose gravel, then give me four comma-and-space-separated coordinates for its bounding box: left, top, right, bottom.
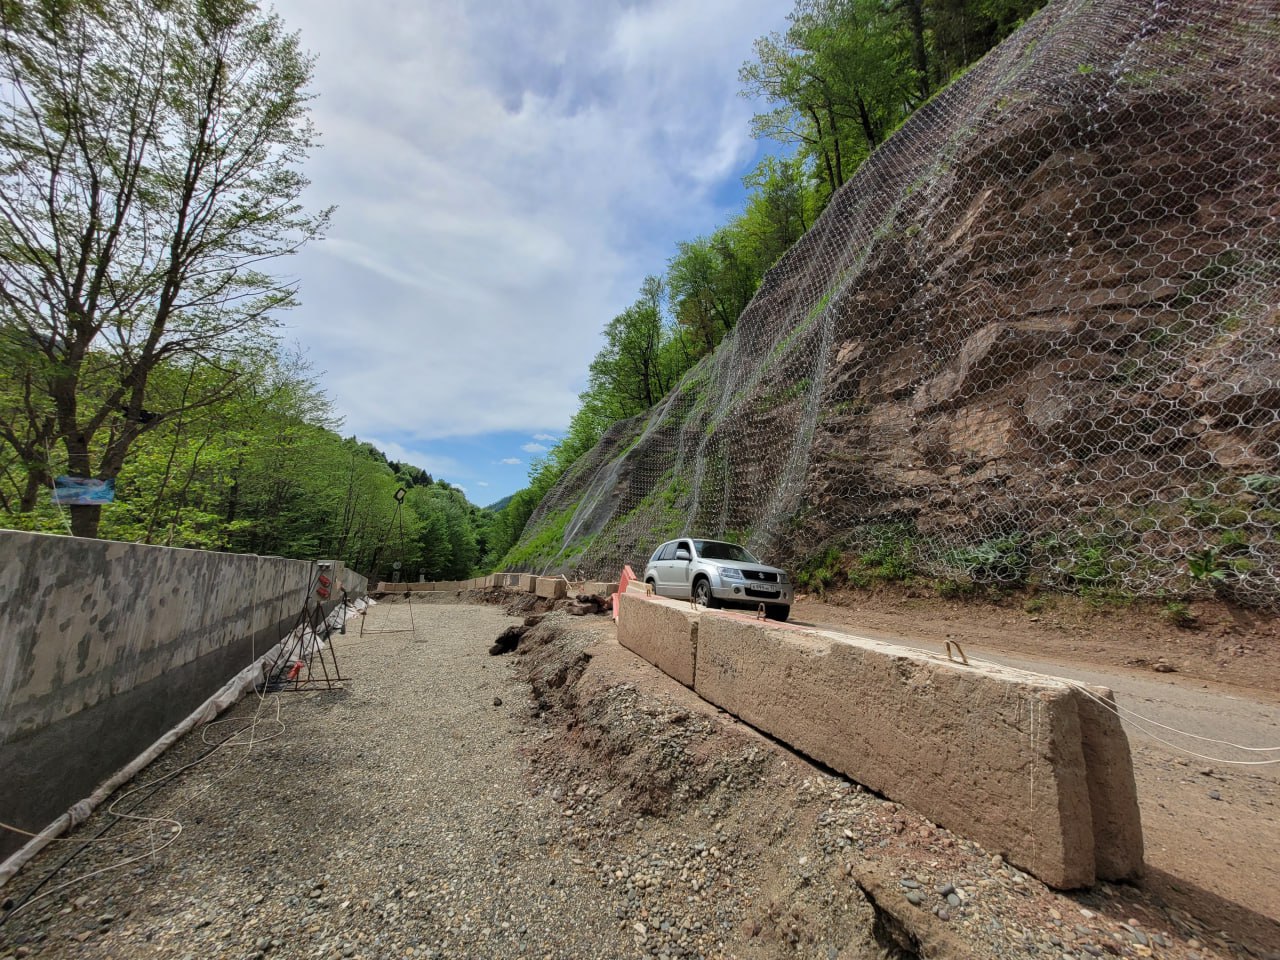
0, 599, 1271, 960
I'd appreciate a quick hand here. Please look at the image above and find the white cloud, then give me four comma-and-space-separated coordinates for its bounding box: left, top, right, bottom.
268, 0, 786, 443
363, 437, 462, 479
521, 442, 549, 454
533, 433, 558, 442
501, 457, 522, 465
477, 481, 490, 487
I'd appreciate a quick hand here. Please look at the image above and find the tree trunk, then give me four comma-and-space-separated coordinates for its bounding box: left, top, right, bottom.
901, 0, 931, 101
19, 469, 45, 513
69, 503, 101, 538
824, 99, 845, 186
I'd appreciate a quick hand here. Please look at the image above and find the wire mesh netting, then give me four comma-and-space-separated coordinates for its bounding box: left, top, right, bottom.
517, 0, 1280, 607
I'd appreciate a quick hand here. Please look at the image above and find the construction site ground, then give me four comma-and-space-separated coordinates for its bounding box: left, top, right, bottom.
0, 594, 1275, 960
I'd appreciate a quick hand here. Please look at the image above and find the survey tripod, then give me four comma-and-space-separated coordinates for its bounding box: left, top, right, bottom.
360, 487, 417, 636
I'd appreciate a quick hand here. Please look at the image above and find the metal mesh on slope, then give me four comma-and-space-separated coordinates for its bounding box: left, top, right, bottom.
522, 0, 1280, 606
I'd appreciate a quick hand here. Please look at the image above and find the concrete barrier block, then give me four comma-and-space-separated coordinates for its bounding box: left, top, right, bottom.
693, 615, 1098, 889
582, 581, 619, 597
1075, 687, 1144, 881
535, 577, 567, 600
617, 593, 700, 687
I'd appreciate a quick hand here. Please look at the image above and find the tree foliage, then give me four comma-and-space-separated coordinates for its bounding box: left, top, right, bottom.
0, 0, 331, 537
2, 349, 494, 582
740, 0, 1045, 204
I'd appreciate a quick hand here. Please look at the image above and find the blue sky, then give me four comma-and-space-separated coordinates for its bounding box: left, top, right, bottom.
268, 0, 791, 506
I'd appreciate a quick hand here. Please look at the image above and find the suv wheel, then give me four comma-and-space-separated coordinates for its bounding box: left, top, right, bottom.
692, 578, 719, 609
766, 603, 790, 622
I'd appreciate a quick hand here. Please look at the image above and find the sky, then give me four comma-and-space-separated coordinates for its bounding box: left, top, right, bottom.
267, 0, 791, 507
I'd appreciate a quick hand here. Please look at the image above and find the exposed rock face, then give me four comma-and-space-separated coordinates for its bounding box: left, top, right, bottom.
520, 0, 1280, 606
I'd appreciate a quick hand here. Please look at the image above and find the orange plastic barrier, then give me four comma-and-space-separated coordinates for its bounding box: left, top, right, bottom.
613, 565, 636, 621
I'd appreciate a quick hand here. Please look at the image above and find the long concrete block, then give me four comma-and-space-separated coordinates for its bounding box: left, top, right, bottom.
535, 577, 567, 600
1076, 688, 1144, 880
518, 574, 537, 593
692, 616, 1138, 889
581, 581, 620, 597
617, 593, 700, 687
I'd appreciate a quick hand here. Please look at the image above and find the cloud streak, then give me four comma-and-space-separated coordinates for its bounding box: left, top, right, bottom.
266, 0, 786, 492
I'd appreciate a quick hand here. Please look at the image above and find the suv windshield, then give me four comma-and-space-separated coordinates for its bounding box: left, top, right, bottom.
693, 540, 759, 563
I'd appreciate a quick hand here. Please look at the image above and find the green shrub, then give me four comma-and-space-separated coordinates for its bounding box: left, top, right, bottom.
1161, 601, 1197, 628
795, 547, 843, 594
944, 533, 1030, 585
847, 523, 916, 586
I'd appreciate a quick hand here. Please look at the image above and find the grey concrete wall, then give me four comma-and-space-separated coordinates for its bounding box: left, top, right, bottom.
0, 531, 354, 859
617, 593, 699, 687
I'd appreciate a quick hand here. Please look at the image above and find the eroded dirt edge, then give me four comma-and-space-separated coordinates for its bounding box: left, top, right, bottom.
502, 610, 1274, 960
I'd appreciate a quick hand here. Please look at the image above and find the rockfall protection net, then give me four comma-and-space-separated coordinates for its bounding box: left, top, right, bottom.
519, 0, 1280, 607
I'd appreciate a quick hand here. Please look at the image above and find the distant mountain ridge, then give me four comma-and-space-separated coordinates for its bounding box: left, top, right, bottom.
511, 0, 1280, 608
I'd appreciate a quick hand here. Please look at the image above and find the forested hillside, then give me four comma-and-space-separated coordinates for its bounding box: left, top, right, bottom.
501, 0, 1280, 609
487, 0, 1048, 568
0, 0, 491, 582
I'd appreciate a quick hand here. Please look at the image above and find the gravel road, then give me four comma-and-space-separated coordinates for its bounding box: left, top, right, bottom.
1, 598, 1275, 960
1, 603, 648, 959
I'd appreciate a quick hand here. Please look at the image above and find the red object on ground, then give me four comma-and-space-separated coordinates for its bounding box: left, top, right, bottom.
614, 565, 636, 621
286, 660, 304, 681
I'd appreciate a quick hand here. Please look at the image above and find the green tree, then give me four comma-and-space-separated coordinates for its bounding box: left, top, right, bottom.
667, 232, 759, 353
584, 278, 677, 420
0, 0, 329, 537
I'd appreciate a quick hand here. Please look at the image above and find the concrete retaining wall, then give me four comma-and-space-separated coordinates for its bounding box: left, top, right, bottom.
617, 594, 699, 687
0, 530, 363, 860
616, 593, 1143, 889
535, 577, 567, 600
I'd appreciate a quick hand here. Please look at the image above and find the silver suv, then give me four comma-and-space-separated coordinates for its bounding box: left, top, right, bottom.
642, 538, 793, 621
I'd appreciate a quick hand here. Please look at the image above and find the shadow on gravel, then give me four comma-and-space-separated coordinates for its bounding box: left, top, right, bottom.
1137, 867, 1280, 959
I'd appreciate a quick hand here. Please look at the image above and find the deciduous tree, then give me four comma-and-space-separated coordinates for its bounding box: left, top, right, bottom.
0, 0, 330, 536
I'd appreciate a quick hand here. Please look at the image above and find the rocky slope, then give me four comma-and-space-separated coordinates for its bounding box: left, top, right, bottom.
516, 0, 1280, 606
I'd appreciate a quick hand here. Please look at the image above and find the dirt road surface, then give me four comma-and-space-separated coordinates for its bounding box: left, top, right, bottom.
0, 597, 1276, 960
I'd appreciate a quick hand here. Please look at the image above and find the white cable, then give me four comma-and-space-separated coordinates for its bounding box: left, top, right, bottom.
962, 651, 1280, 766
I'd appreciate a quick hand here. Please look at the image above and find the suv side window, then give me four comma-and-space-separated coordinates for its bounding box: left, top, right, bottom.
650, 544, 667, 563
657, 542, 677, 561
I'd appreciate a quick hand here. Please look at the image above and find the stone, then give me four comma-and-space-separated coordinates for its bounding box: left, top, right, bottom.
535, 578, 567, 600
1073, 687, 1145, 881
692, 615, 1112, 889
616, 593, 699, 688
